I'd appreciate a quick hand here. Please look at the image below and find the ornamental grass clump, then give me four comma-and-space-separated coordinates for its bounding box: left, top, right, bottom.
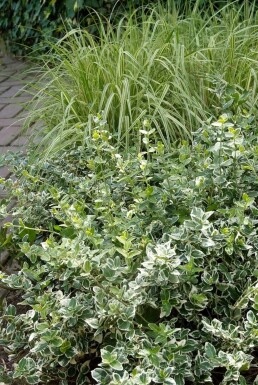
0, 97, 258, 384
27, 1, 258, 158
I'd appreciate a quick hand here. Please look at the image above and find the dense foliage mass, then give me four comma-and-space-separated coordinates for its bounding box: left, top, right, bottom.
1, 95, 258, 384
0, 0, 145, 55
0, 0, 169, 55
26, 3, 258, 158
0, 1, 254, 55
1, 2, 258, 385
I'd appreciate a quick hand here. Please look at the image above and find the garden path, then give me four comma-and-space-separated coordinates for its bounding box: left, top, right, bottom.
0, 53, 34, 285
0, 54, 32, 182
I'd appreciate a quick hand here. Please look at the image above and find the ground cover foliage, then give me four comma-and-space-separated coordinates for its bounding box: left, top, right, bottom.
26, 1, 258, 158
1, 89, 258, 384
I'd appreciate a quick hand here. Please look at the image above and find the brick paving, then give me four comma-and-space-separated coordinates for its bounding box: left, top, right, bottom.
0, 53, 34, 285
0, 55, 32, 181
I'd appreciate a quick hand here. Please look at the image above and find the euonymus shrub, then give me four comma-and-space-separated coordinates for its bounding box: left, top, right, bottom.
0, 112, 258, 385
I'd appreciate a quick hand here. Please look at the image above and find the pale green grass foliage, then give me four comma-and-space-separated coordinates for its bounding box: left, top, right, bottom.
28, 2, 258, 156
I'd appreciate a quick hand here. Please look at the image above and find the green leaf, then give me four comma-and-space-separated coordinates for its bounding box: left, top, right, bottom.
16, 357, 36, 373
92, 368, 110, 384
85, 318, 100, 329
51, 337, 63, 347
201, 238, 215, 248
117, 319, 131, 331
246, 310, 256, 324
109, 360, 123, 371
27, 375, 40, 384
205, 342, 216, 358
5, 305, 16, 316
60, 340, 72, 353
83, 260, 91, 273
